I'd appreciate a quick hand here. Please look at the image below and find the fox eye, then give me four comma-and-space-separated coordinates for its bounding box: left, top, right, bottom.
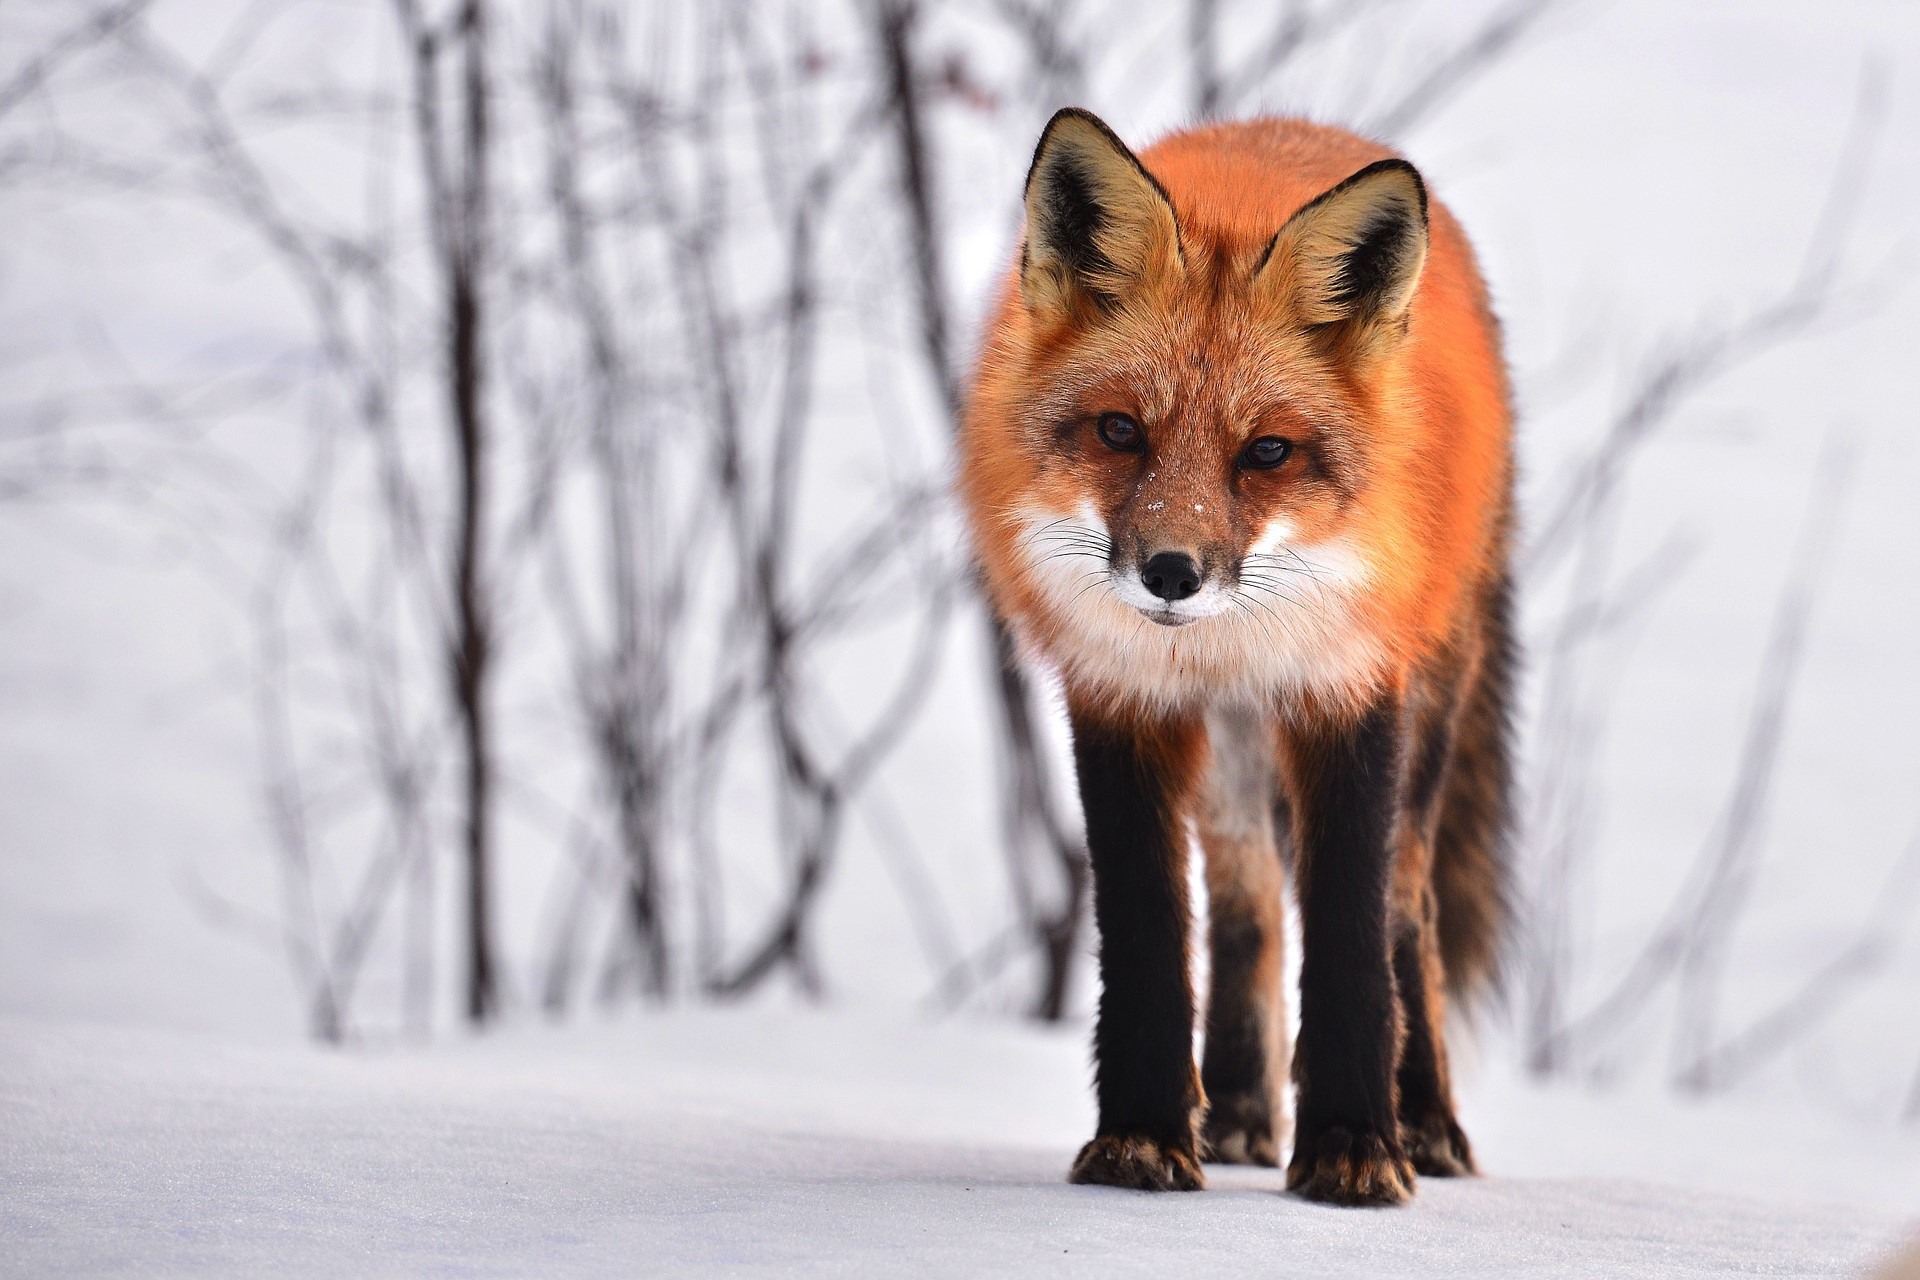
1240, 436, 1292, 469
1096, 412, 1143, 452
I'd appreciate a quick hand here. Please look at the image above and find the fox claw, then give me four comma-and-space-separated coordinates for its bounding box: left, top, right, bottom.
1070, 1134, 1206, 1191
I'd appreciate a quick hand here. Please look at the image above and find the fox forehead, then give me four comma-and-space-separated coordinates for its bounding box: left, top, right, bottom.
1006, 299, 1370, 563
1027, 291, 1359, 451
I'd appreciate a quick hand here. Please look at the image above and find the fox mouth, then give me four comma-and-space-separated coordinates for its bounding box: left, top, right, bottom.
1139, 606, 1197, 628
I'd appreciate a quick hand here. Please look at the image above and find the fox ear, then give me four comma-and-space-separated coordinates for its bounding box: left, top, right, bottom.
1021, 108, 1183, 319
1257, 158, 1428, 347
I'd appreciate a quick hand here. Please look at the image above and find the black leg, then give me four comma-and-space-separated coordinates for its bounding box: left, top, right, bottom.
1393, 908, 1475, 1175
1393, 660, 1476, 1177
1067, 707, 1205, 1192
1284, 695, 1414, 1206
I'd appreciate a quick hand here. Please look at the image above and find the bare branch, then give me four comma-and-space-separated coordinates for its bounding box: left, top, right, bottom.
1366, 0, 1559, 140
0, 0, 155, 121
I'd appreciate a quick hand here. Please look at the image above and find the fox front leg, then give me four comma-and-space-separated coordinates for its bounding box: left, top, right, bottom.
1283, 696, 1417, 1206
1065, 705, 1206, 1192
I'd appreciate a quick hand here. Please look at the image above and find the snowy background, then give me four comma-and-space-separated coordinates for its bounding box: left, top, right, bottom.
3, 0, 1920, 1274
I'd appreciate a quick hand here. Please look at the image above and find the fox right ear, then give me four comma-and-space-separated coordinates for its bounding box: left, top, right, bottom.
1021, 109, 1183, 320
1257, 158, 1429, 353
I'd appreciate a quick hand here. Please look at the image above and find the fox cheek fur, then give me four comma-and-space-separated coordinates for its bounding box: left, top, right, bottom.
959, 109, 1516, 1205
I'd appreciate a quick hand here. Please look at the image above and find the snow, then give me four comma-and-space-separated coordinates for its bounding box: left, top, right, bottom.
5, 0, 1920, 1274
3, 1008, 1914, 1277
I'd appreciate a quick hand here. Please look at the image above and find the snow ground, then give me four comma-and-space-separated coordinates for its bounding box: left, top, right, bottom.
4, 0, 1920, 1275
3, 1008, 1914, 1278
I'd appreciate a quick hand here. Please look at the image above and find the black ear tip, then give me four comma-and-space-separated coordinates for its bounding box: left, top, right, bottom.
1034, 107, 1095, 154
1045, 106, 1103, 130
1033, 107, 1126, 157
1356, 157, 1429, 223
1027, 108, 1089, 194
1026, 108, 1130, 199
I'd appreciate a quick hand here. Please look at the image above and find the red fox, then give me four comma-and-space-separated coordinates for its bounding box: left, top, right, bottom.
959, 110, 1514, 1206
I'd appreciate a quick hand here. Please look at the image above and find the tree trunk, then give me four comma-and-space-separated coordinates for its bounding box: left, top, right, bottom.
874, 0, 1088, 1020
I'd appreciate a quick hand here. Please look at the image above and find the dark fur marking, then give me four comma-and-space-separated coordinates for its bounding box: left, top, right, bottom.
1022, 108, 1185, 309
1281, 157, 1428, 321
1200, 897, 1276, 1152
1273, 794, 1296, 873
1048, 416, 1084, 456
1023, 109, 1181, 223
1406, 701, 1454, 825
1295, 156, 1428, 224
1036, 156, 1118, 291
1329, 206, 1419, 313
1286, 697, 1410, 1198
1406, 654, 1467, 832
1249, 230, 1280, 279
1279, 434, 1361, 514
1070, 712, 1201, 1152
1432, 569, 1517, 1001
1392, 922, 1475, 1176
1392, 926, 1440, 1112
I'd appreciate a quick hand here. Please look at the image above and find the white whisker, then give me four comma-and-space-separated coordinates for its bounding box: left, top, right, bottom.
1009, 503, 1387, 714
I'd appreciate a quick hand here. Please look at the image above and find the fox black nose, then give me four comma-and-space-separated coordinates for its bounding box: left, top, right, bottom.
1141, 551, 1202, 603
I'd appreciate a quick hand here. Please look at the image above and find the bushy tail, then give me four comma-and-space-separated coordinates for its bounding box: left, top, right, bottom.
1432, 571, 1516, 1004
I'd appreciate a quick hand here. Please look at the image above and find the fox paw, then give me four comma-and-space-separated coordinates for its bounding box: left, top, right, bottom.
1201, 1092, 1287, 1167
1403, 1110, 1476, 1177
1070, 1134, 1206, 1191
1287, 1125, 1413, 1206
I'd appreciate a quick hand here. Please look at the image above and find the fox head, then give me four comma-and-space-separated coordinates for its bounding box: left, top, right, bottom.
964, 110, 1441, 713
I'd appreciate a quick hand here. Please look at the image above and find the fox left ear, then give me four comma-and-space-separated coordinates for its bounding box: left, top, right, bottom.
1257, 158, 1429, 349
1021, 108, 1183, 320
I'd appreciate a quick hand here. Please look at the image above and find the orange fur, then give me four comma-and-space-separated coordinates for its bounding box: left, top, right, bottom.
963, 112, 1515, 1202
960, 117, 1512, 726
